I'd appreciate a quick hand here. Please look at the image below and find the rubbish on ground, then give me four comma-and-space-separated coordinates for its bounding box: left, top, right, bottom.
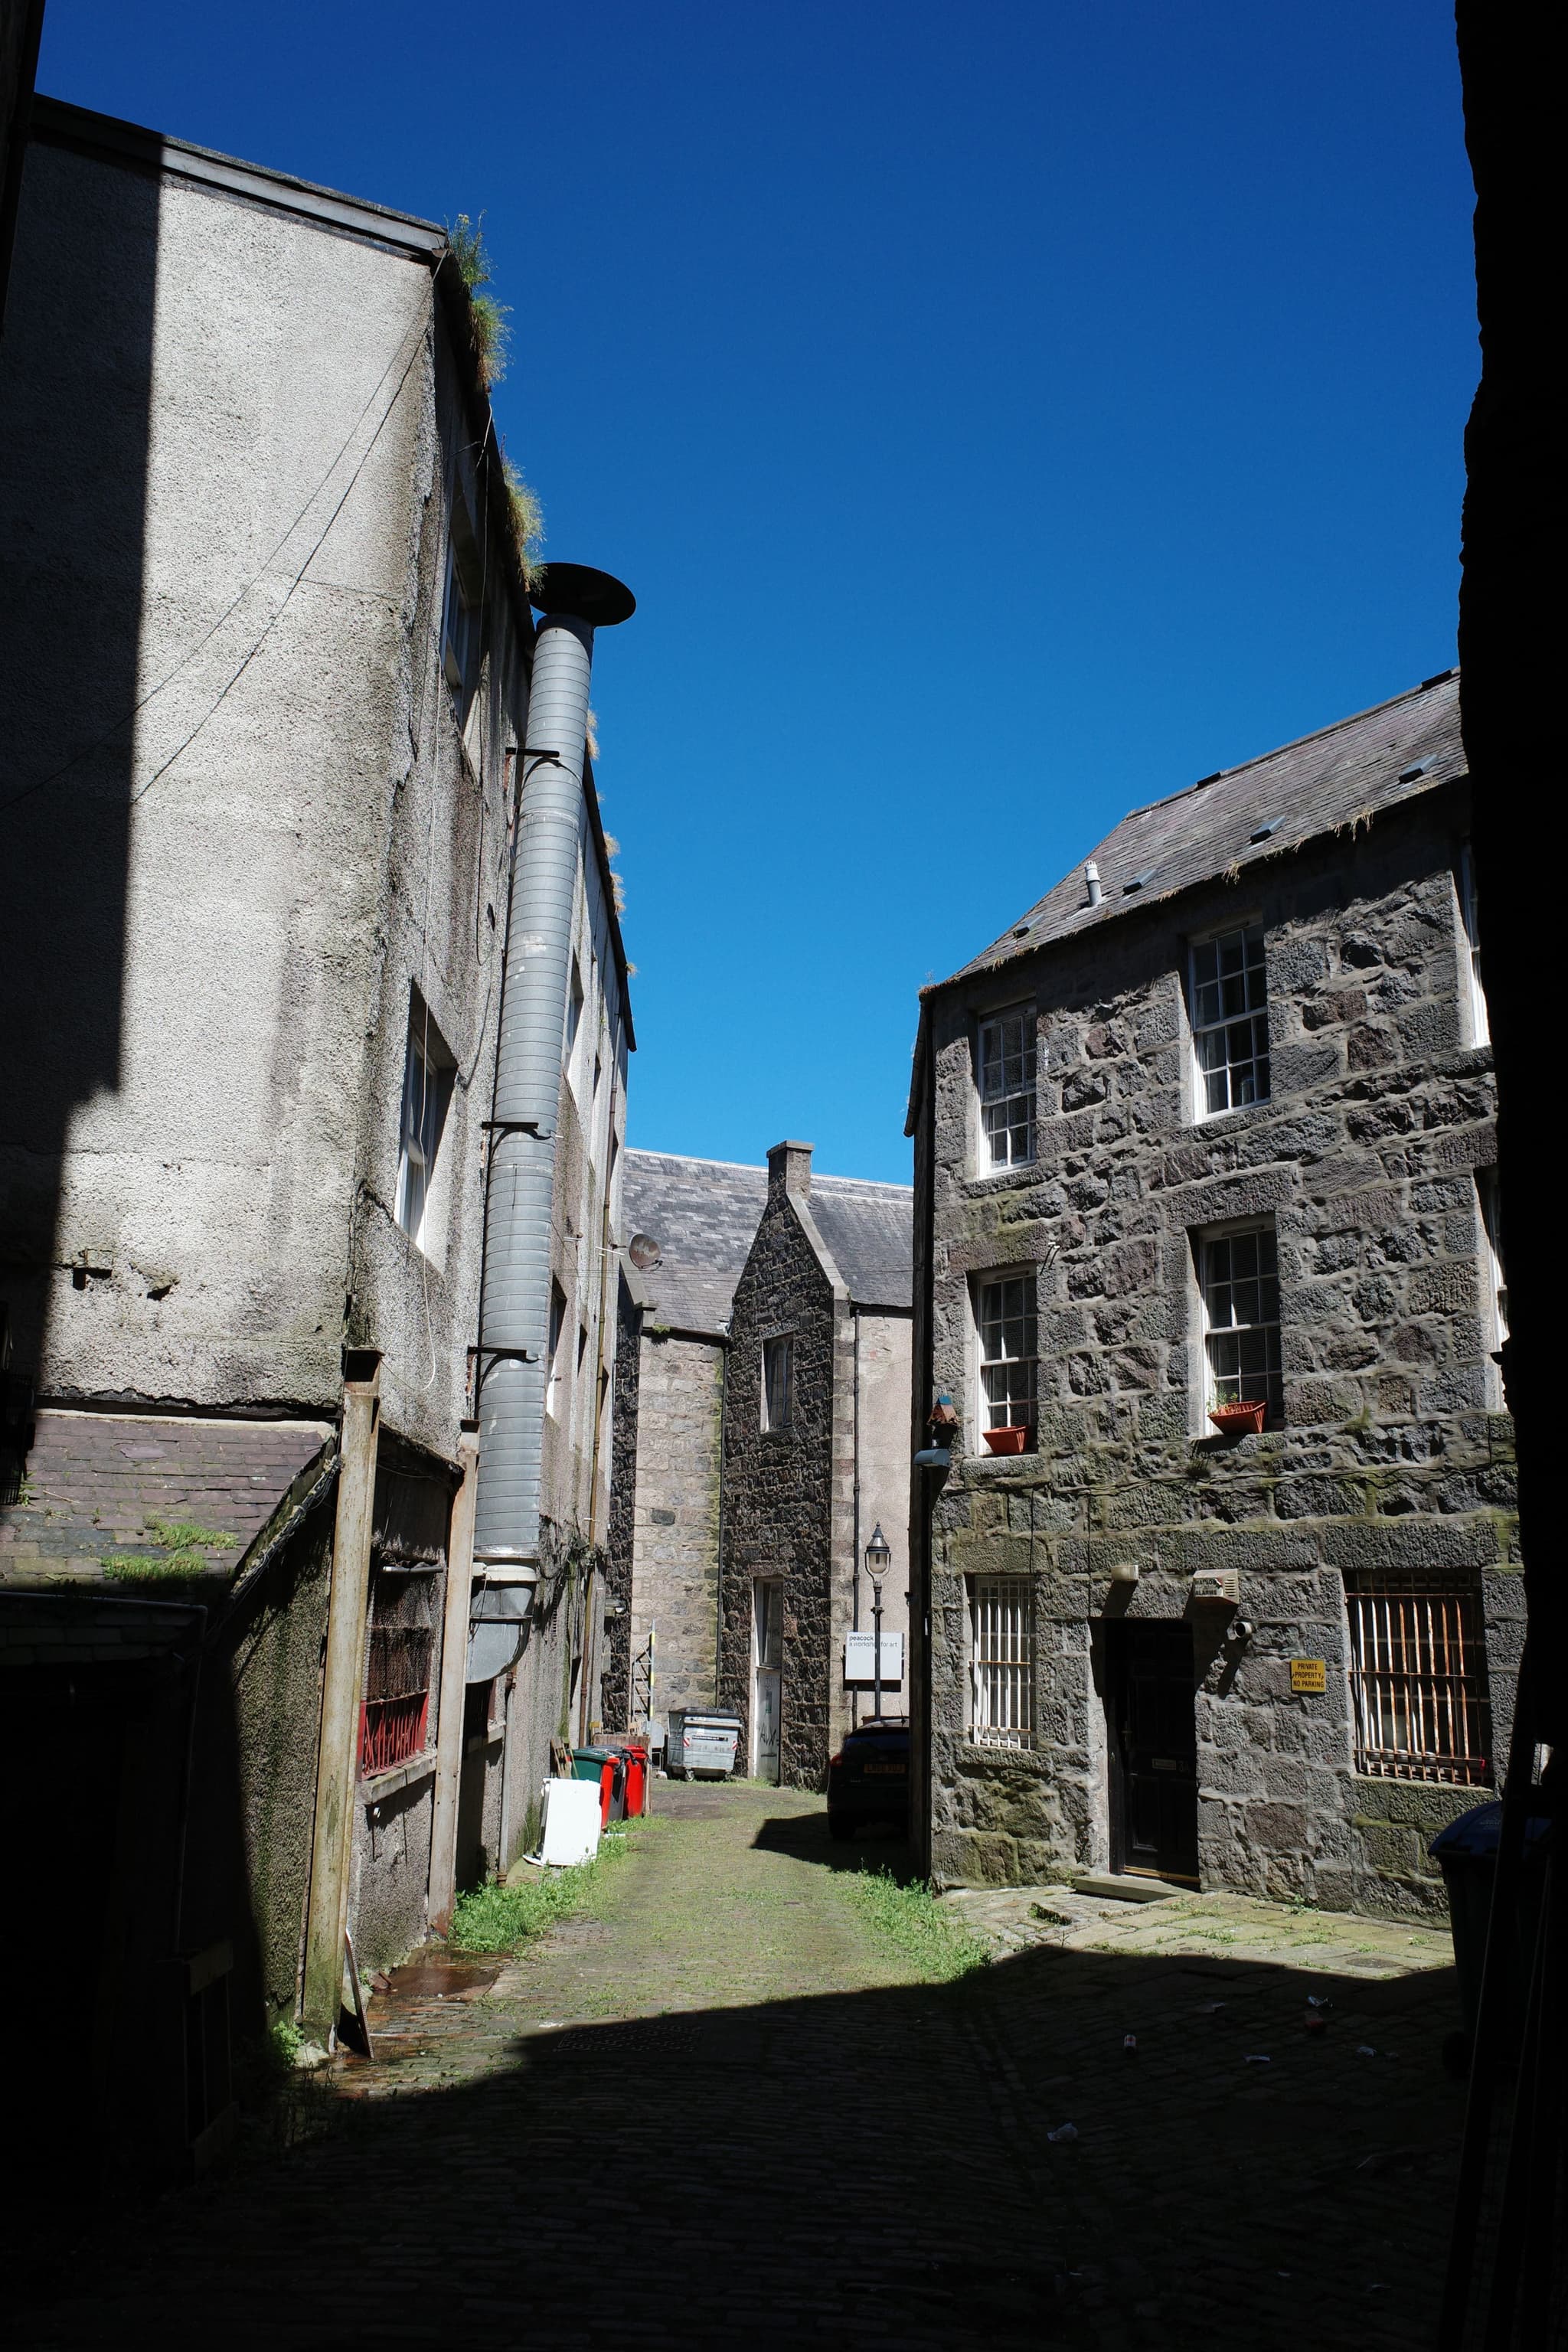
1197, 2001, 1227, 2014
1306, 1994, 1331, 2008
1047, 2123, 1079, 2143
1305, 2011, 1328, 2036
1355, 2044, 1377, 2057
1244, 2054, 1271, 2064
1122, 2034, 1137, 2052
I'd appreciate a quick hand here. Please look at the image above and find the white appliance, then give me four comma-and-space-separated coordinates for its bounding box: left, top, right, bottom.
540, 1775, 601, 1865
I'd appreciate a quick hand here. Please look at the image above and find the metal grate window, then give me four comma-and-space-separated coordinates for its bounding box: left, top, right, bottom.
978, 1008, 1037, 1168
1191, 925, 1270, 1116
969, 1577, 1032, 1747
1201, 1225, 1283, 1423
359, 1626, 435, 1777
977, 1273, 1037, 1434
1344, 1573, 1491, 1786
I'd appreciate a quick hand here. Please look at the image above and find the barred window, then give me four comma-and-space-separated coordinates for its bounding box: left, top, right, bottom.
359, 1571, 438, 1779
978, 1007, 1037, 1168
1200, 1226, 1283, 1425
1191, 925, 1269, 1117
1344, 1573, 1491, 1786
969, 1576, 1032, 1748
977, 1273, 1037, 1435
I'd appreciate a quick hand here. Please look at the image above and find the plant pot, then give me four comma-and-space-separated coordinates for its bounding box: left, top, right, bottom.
983, 1426, 1029, 1455
1209, 1400, 1266, 1437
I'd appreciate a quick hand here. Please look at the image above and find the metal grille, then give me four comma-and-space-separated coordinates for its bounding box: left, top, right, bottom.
359, 1626, 434, 1776
979, 1008, 1037, 1168
970, 1577, 1032, 1748
1344, 1573, 1491, 1785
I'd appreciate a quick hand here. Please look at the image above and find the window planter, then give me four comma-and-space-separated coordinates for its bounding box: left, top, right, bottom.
1208, 1400, 1266, 1438
983, 1426, 1030, 1455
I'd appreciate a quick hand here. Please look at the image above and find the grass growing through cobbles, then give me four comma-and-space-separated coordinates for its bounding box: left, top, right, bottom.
837, 1867, 991, 1983
449, 1815, 655, 1952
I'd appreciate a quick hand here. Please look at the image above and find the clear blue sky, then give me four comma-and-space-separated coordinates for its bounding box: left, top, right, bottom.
39, 2, 1476, 1184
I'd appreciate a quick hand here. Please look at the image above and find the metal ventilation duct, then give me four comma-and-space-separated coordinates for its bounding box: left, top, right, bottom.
469, 564, 633, 1675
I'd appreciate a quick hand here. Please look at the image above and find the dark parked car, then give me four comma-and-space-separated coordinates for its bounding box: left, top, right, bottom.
827, 1716, 910, 1840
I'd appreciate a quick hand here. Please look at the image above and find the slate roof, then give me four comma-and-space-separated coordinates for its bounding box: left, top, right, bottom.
620, 1151, 914, 1328
0, 1410, 333, 1589
620, 1152, 769, 1336
808, 1178, 913, 1312
947, 671, 1465, 985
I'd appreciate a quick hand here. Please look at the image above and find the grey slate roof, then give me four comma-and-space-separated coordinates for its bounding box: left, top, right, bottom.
808, 1178, 913, 1312
949, 671, 1465, 984
620, 1152, 914, 1328
620, 1152, 769, 1336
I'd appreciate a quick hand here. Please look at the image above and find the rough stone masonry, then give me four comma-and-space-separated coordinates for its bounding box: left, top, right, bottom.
909, 672, 1518, 1918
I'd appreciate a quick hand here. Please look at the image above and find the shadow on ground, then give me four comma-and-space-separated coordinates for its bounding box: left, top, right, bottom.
18, 1913, 1465, 2350
751, 1802, 915, 1877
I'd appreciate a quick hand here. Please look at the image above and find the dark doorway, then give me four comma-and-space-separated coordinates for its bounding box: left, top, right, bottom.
1106, 1621, 1199, 1883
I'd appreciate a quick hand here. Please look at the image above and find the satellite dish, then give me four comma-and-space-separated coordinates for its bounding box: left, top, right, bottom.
628, 1233, 662, 1270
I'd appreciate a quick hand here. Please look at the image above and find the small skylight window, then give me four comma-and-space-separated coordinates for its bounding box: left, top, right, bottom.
1249, 819, 1280, 844
1122, 870, 1155, 895
1397, 756, 1438, 784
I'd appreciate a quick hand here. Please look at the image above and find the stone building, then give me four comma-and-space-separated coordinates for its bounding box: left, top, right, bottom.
608, 1143, 913, 1788
0, 96, 631, 2180
906, 671, 1517, 1916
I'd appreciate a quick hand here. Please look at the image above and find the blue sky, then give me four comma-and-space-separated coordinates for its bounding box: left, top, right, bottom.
39, 2, 1477, 1183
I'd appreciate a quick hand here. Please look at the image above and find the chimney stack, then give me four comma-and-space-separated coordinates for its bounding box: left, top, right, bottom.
767, 1140, 813, 1200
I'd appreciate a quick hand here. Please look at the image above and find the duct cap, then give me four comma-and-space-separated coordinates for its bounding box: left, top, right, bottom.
528, 563, 635, 626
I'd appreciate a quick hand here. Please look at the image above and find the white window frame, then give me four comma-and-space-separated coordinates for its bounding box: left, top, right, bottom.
1459, 843, 1489, 1046
1197, 1220, 1283, 1425
969, 1576, 1033, 1749
546, 1279, 568, 1420
762, 1334, 793, 1432
1189, 923, 1270, 1119
396, 1000, 454, 1251
977, 1005, 1037, 1171
1477, 1168, 1508, 1405
974, 1272, 1038, 1440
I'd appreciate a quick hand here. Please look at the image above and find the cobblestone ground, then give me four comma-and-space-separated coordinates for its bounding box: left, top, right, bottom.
20, 1783, 1466, 2350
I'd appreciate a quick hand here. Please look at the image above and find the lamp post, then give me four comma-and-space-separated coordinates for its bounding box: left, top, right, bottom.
864, 1523, 892, 1723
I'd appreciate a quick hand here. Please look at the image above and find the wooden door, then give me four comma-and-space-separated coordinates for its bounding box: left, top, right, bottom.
1108, 1621, 1199, 1882
752, 1579, 782, 1783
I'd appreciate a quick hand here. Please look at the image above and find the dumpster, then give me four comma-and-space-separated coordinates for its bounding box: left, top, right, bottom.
573, 1746, 625, 1826
666, 1709, 741, 1779
1429, 1799, 1550, 2044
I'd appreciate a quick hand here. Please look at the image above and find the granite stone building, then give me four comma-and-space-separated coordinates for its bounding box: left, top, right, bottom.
906, 671, 1517, 1916
0, 96, 631, 2180
609, 1143, 913, 1788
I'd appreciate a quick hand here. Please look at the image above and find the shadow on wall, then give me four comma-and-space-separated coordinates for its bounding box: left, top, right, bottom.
9, 1925, 1467, 2348
0, 126, 155, 1377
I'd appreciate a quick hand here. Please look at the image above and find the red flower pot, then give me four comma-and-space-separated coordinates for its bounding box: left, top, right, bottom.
1209, 1400, 1266, 1437
983, 1426, 1030, 1455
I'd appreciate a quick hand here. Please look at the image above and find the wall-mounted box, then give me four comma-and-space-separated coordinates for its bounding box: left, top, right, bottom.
1190, 1569, 1240, 1606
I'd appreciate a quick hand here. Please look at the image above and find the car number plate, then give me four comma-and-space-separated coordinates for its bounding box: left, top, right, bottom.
864, 1759, 906, 1776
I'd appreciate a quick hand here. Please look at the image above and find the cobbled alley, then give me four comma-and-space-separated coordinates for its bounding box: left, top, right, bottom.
17, 1784, 1465, 2351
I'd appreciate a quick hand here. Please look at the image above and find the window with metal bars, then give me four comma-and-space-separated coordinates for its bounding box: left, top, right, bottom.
976, 1272, 1037, 1436
1190, 925, 1269, 1117
969, 1576, 1032, 1748
359, 1619, 436, 1778
1344, 1572, 1491, 1786
978, 1007, 1037, 1169
1200, 1224, 1283, 1424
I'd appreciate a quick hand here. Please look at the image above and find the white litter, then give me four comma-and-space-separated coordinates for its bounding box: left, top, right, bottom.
1047, 2123, 1079, 2143
1244, 2054, 1271, 2065
1355, 2044, 1377, 2058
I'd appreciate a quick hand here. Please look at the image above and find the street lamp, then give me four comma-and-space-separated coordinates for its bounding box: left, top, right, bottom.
864, 1523, 892, 1723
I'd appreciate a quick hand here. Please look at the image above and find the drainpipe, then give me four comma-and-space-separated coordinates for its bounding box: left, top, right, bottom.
472, 564, 634, 1660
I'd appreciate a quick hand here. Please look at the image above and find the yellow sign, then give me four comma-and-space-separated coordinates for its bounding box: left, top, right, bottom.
1290, 1658, 1328, 1694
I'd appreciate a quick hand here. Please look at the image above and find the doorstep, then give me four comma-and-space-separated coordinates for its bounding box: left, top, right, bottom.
1070, 1872, 1181, 1903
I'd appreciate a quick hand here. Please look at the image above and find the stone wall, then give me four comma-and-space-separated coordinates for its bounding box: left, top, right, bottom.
719, 1189, 836, 1788
603, 1269, 641, 1726
921, 786, 1519, 1916
627, 1328, 725, 1721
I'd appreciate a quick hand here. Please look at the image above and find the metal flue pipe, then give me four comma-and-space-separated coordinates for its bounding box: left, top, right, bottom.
472, 564, 634, 1607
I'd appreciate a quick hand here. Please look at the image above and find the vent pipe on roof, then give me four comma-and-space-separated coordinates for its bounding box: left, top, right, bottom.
471, 564, 633, 1644
1084, 860, 1103, 908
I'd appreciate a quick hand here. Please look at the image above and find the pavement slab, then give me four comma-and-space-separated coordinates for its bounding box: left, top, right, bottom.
16, 1782, 1468, 2350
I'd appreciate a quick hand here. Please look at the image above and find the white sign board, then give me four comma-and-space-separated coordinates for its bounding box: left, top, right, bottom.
844, 1631, 904, 1685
